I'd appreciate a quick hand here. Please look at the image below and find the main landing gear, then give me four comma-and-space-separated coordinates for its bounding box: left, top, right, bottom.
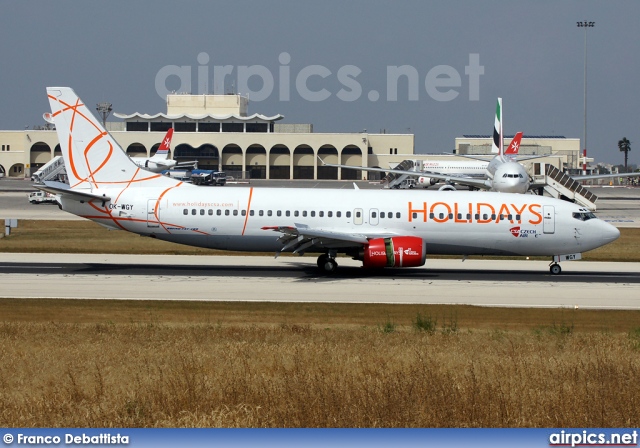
317, 253, 338, 273
549, 262, 562, 275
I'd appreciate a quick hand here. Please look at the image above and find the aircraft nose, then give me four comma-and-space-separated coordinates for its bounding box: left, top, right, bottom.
601, 222, 620, 242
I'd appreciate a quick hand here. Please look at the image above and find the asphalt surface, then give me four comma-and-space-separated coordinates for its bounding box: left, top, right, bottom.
1, 254, 639, 309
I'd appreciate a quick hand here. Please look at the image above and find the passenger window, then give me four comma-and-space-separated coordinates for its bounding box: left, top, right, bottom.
337, 211, 341, 218
457, 213, 462, 219
328, 211, 333, 217
507, 214, 512, 220
491, 214, 496, 220
474, 214, 480, 220
200, 209, 205, 216
267, 210, 272, 217
250, 210, 255, 216
311, 211, 315, 217
439, 213, 445, 219
356, 211, 361, 218
233, 210, 238, 216
183, 209, 188, 215
380, 212, 385, 218
208, 209, 213, 216
319, 211, 324, 217
448, 214, 453, 219
466, 214, 471, 220
516, 214, 521, 220
259, 210, 264, 216
217, 210, 222, 216
225, 210, 230, 216
413, 212, 417, 219
396, 212, 401, 219
294, 211, 299, 217
303, 211, 307, 217
241, 210, 246, 216
191, 209, 196, 215
372, 212, 377, 218
346, 211, 351, 218
286, 211, 290, 217
429, 213, 435, 219
277, 211, 282, 217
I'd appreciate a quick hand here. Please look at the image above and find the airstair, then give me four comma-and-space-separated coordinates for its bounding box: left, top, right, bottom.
543, 164, 598, 211
31, 156, 67, 183
382, 159, 418, 188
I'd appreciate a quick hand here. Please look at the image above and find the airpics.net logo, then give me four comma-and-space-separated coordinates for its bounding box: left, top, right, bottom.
155, 52, 484, 103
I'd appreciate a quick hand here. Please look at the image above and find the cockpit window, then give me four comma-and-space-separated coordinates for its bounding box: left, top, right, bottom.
572, 211, 597, 221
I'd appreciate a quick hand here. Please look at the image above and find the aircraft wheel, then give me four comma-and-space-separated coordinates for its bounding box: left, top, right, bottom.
317, 255, 337, 273
550, 263, 562, 275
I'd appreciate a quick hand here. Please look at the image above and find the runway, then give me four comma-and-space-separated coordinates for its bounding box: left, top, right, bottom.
2, 253, 639, 309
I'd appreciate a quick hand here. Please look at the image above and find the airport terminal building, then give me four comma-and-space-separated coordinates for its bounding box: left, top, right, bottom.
0, 94, 580, 181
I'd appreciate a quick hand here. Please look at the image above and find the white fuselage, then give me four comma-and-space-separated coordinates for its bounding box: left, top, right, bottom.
130, 157, 177, 173
421, 160, 488, 178
61, 185, 618, 257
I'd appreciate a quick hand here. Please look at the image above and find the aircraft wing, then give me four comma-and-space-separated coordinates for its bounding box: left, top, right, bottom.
458, 153, 551, 162
35, 181, 112, 203
261, 223, 397, 255
320, 160, 492, 190
571, 172, 640, 181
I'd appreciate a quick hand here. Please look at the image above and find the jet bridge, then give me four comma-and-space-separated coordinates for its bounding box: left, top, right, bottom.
543, 164, 598, 211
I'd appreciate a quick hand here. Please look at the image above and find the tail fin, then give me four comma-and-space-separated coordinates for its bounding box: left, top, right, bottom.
47, 87, 178, 190
491, 98, 503, 155
504, 131, 523, 156
152, 128, 173, 160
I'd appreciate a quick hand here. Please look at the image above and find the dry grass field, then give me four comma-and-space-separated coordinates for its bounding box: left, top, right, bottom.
1, 220, 640, 261
1, 300, 640, 427
1, 222, 640, 427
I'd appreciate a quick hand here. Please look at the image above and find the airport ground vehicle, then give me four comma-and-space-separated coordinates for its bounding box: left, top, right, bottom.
28, 191, 58, 204
190, 170, 227, 186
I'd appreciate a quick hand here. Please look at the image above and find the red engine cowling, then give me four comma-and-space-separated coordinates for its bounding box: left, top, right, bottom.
363, 236, 427, 268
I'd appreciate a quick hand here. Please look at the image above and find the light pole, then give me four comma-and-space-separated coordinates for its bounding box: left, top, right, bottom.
96, 102, 112, 128
577, 20, 594, 175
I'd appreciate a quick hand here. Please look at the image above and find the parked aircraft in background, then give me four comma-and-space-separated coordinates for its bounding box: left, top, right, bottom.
326, 97, 640, 193
129, 128, 197, 173
324, 99, 537, 194
40, 87, 620, 275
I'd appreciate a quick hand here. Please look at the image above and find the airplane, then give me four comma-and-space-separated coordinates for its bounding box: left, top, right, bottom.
128, 128, 198, 173
129, 128, 177, 173
326, 97, 640, 192
323, 99, 535, 194
39, 87, 620, 275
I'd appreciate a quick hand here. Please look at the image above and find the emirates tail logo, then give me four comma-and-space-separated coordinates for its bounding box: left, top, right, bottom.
510, 226, 521, 237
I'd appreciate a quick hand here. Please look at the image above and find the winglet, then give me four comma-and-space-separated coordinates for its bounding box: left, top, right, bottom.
505, 131, 523, 156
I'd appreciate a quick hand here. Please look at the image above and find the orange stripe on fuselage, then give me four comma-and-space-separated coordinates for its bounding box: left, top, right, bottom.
241, 187, 254, 236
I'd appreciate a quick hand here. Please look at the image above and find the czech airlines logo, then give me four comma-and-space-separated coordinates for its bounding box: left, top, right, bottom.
510, 226, 539, 238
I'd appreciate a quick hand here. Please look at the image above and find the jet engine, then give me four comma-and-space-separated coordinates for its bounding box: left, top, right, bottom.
362, 236, 426, 268
418, 176, 438, 186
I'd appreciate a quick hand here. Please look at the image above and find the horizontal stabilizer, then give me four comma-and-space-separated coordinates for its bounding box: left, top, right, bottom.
36, 181, 112, 203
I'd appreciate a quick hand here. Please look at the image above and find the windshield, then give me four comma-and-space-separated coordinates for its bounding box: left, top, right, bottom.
572, 211, 597, 221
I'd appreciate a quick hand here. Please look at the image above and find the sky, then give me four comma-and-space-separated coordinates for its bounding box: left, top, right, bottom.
0, 0, 638, 166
